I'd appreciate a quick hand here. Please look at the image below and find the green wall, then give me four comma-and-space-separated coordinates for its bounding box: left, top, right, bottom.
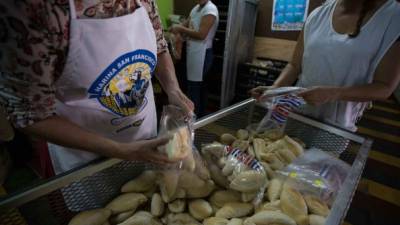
156, 0, 174, 29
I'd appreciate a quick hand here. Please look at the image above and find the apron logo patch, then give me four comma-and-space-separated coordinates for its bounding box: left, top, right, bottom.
88, 49, 157, 117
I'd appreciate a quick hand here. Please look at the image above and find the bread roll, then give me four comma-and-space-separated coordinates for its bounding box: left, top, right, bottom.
253, 138, 266, 161
209, 190, 241, 208
280, 187, 308, 225
188, 199, 213, 220
227, 218, 243, 225
203, 217, 229, 225
151, 193, 164, 217
215, 202, 253, 219
267, 178, 283, 202
256, 200, 281, 213
121, 170, 157, 193
165, 127, 191, 161
68, 208, 111, 225
105, 193, 147, 214
245, 211, 296, 225
230, 171, 266, 193
304, 195, 330, 217
186, 180, 215, 198
109, 210, 135, 224
241, 192, 258, 203
168, 199, 185, 213
221, 133, 237, 145
178, 170, 205, 188
309, 214, 326, 225
236, 129, 249, 140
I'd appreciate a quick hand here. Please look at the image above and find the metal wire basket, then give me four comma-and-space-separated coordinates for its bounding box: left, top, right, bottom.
0, 99, 372, 225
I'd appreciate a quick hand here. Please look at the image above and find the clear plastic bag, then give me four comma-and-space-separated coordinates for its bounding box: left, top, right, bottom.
156, 105, 212, 203
165, 32, 183, 61
276, 148, 351, 205
255, 87, 306, 137
157, 105, 196, 171
201, 143, 267, 206
259, 87, 305, 101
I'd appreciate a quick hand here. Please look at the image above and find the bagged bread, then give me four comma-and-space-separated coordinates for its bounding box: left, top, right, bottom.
157, 105, 196, 171
304, 195, 330, 217
201, 144, 268, 205
309, 214, 327, 225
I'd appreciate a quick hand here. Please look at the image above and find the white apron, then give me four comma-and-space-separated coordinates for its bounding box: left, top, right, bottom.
186, 40, 207, 82
186, 9, 207, 82
48, 0, 158, 174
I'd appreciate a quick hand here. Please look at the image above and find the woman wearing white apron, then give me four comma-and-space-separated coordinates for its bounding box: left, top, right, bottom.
170, 0, 219, 117
252, 0, 400, 131
0, 0, 193, 176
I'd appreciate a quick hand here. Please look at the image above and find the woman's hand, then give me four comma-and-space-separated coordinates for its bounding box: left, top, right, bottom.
249, 86, 277, 100
116, 136, 174, 164
298, 86, 341, 106
167, 89, 195, 116
169, 24, 184, 34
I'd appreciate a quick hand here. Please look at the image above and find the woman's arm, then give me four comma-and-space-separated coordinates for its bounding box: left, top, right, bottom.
299, 40, 400, 105
339, 40, 400, 101
170, 15, 216, 41
20, 116, 172, 163
155, 52, 194, 114
273, 30, 305, 87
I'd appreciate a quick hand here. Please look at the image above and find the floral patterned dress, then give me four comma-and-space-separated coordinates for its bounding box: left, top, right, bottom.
0, 0, 168, 128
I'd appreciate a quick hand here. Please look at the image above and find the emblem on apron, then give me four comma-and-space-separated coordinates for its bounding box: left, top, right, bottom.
88, 50, 157, 116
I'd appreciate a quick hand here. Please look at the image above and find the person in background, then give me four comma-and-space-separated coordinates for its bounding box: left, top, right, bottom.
0, 0, 194, 176
170, 0, 219, 117
252, 0, 400, 131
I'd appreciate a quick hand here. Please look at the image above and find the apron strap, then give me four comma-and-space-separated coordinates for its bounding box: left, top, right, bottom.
68, 0, 77, 19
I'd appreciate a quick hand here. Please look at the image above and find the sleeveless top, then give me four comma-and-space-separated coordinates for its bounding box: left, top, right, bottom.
296, 0, 400, 131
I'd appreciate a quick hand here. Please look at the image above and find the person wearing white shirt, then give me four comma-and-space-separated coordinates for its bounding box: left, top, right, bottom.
171, 0, 219, 117
251, 0, 400, 132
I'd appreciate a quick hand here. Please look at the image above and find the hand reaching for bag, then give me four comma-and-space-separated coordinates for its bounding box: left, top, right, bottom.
249, 86, 277, 100
116, 135, 176, 164
167, 89, 195, 116
298, 86, 341, 106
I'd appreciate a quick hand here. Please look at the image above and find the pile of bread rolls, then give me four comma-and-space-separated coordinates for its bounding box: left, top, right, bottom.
68, 128, 331, 225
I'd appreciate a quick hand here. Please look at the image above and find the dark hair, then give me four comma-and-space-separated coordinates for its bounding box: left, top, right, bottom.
349, 0, 370, 38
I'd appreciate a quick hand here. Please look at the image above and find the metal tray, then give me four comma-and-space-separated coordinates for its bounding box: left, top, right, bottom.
0, 99, 372, 225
